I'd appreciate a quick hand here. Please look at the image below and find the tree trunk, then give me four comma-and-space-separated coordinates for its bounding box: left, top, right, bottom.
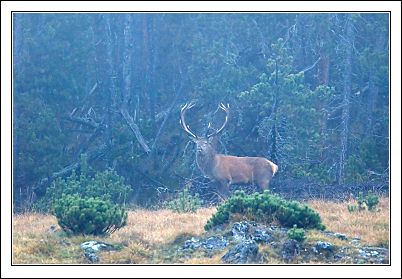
142, 15, 157, 137
338, 16, 354, 182
122, 14, 151, 153
318, 53, 330, 85
366, 29, 384, 134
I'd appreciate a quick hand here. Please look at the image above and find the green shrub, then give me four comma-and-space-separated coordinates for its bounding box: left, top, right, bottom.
349, 191, 379, 212
35, 167, 132, 212
54, 194, 127, 235
166, 188, 201, 213
356, 191, 367, 211
287, 225, 306, 242
205, 191, 325, 231
366, 191, 380, 211
347, 204, 358, 213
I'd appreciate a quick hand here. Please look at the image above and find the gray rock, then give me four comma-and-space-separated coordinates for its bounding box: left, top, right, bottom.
253, 228, 272, 243
350, 239, 361, 246
314, 241, 334, 254
83, 251, 99, 263
80, 241, 114, 252
183, 237, 202, 250
281, 239, 299, 262
80, 241, 115, 263
202, 236, 229, 250
357, 247, 388, 264
334, 252, 350, 261
222, 240, 260, 264
323, 231, 348, 241
334, 233, 348, 240
231, 222, 250, 241
370, 251, 379, 257
182, 236, 228, 251
352, 236, 361, 240
231, 221, 272, 244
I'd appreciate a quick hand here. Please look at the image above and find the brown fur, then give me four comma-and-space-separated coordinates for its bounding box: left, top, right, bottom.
214, 155, 278, 191
194, 138, 278, 197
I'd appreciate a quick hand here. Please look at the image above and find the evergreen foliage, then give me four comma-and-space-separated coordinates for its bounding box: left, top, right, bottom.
366, 191, 380, 211
348, 191, 380, 212
54, 194, 127, 235
238, 39, 335, 182
287, 225, 306, 242
34, 156, 132, 212
204, 191, 325, 231
166, 188, 201, 213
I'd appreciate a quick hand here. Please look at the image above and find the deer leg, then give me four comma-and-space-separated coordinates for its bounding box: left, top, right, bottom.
216, 180, 230, 201
257, 171, 273, 192
258, 180, 270, 192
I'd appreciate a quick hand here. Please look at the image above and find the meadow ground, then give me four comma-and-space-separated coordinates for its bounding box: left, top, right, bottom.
12, 197, 389, 264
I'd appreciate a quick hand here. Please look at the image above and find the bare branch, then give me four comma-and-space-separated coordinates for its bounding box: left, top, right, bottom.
120, 108, 151, 153
63, 116, 100, 129
298, 57, 321, 74
152, 81, 183, 150
35, 144, 110, 190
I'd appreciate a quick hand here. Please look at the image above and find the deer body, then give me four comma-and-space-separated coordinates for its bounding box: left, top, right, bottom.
180, 102, 278, 197
196, 145, 278, 193
213, 155, 278, 188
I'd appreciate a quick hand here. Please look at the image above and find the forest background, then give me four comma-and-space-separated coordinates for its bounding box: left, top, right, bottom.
12, 12, 389, 210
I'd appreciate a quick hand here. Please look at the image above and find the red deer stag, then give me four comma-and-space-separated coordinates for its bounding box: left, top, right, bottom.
180, 102, 278, 198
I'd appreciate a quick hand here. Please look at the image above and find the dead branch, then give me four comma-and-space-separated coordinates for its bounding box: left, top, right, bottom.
35, 144, 110, 191
120, 108, 151, 153
63, 116, 100, 129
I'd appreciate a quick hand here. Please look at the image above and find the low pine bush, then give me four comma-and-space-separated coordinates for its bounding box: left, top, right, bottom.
166, 188, 201, 213
348, 190, 380, 212
34, 165, 132, 213
287, 225, 306, 242
205, 190, 325, 231
366, 191, 380, 211
54, 194, 127, 235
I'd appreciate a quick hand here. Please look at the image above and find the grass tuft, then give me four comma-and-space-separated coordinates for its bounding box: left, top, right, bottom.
308, 197, 389, 247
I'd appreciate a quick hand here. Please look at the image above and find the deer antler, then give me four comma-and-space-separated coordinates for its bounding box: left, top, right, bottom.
206, 103, 229, 138
180, 102, 198, 139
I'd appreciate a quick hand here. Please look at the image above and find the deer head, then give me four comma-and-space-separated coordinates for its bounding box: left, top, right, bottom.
180, 102, 229, 172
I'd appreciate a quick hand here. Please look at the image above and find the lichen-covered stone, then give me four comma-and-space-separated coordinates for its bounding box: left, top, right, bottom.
221, 240, 260, 264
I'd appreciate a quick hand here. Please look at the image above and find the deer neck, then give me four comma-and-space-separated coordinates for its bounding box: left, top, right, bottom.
196, 149, 217, 178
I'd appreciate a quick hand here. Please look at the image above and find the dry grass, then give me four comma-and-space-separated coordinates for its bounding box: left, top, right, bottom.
12, 197, 389, 264
102, 208, 217, 264
13, 213, 57, 234
182, 251, 227, 264
111, 208, 216, 246
13, 208, 217, 264
13, 213, 83, 264
308, 197, 389, 247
